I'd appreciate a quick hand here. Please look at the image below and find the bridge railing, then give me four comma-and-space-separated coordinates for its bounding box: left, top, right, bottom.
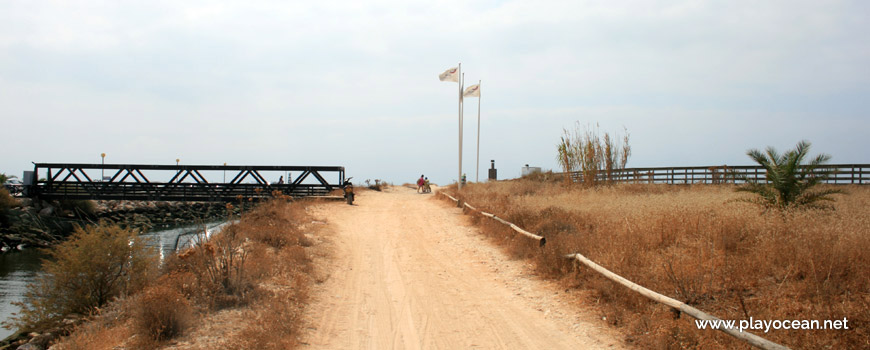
29, 163, 346, 201
564, 164, 870, 185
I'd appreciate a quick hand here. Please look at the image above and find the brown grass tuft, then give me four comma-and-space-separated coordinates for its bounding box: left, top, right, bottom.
233, 287, 307, 350
131, 284, 193, 343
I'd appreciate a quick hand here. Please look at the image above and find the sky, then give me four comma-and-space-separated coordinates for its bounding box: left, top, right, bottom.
1, 0, 868, 185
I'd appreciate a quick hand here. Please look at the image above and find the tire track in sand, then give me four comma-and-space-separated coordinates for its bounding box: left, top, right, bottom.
300, 186, 626, 350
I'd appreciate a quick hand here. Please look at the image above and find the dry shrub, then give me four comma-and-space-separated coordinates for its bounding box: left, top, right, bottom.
233, 288, 306, 350
5, 222, 158, 331
240, 200, 308, 249
244, 242, 277, 279
448, 180, 870, 349
0, 187, 16, 225
172, 225, 252, 309
132, 284, 193, 343
226, 200, 315, 349
53, 199, 319, 348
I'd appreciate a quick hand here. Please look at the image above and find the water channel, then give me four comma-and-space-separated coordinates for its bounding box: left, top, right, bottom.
0, 221, 229, 340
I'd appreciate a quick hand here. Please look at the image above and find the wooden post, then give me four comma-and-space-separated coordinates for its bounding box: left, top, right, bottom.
566, 253, 790, 350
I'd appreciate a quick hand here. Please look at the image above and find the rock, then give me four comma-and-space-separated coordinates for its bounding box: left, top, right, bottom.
28, 333, 54, 349
37, 206, 54, 217
17, 198, 32, 208
61, 314, 83, 326
17, 342, 44, 350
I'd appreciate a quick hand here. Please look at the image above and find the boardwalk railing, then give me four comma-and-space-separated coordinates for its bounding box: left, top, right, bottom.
564, 164, 869, 185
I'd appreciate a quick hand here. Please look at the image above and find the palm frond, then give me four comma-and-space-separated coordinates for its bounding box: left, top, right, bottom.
735, 140, 843, 211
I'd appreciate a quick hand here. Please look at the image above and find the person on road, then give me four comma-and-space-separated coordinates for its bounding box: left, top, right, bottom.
417, 175, 425, 193
424, 177, 431, 193
277, 176, 284, 184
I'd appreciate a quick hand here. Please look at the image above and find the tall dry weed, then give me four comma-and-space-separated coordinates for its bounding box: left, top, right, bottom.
557, 122, 631, 186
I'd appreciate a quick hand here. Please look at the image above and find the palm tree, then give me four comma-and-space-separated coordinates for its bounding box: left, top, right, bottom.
736, 140, 843, 209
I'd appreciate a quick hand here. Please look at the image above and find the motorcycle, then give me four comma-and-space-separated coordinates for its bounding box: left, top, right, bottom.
343, 177, 354, 205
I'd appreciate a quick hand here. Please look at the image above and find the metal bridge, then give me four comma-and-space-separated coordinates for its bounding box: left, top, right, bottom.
26, 163, 346, 201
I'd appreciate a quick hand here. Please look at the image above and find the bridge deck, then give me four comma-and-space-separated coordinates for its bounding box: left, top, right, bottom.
28, 163, 346, 202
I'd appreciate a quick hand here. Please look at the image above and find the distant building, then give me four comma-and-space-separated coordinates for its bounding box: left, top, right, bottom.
521, 164, 541, 177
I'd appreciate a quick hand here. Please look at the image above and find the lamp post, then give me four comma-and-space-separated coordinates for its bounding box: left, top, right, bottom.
176, 158, 180, 166
100, 153, 106, 181
223, 162, 227, 183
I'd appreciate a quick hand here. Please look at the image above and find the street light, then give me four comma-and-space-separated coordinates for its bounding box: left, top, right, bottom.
223, 162, 227, 183
101, 153, 106, 181
176, 158, 180, 166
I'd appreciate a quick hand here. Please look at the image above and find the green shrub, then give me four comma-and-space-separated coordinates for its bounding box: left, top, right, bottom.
5, 222, 158, 330
737, 140, 844, 209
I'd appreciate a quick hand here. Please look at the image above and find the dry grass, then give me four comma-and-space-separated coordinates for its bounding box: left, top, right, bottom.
50, 296, 135, 350
52, 199, 319, 349
449, 179, 869, 349
54, 320, 133, 350
132, 284, 194, 343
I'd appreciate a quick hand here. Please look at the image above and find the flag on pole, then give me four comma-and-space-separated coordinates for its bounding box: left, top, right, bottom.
439, 67, 459, 82
463, 84, 480, 97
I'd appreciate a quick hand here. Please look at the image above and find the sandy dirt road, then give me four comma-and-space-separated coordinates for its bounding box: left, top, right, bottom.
300, 186, 625, 350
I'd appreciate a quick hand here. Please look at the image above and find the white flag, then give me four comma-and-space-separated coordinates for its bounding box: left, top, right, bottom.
463, 84, 480, 97
439, 67, 459, 82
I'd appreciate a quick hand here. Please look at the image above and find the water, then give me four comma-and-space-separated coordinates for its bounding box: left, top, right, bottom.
0, 249, 44, 340
0, 221, 229, 340
140, 221, 231, 262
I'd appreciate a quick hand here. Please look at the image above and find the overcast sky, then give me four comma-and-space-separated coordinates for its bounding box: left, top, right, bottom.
1, 0, 868, 184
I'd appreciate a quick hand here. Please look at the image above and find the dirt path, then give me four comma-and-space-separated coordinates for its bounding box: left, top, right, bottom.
300, 186, 626, 350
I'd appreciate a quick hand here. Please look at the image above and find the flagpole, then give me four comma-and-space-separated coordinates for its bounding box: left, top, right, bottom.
457, 64, 463, 190
476, 79, 481, 183
459, 72, 465, 190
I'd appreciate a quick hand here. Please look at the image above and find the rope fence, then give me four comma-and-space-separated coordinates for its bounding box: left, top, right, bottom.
438, 190, 790, 350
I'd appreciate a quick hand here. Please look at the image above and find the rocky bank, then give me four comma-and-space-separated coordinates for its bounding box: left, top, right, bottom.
0, 198, 246, 251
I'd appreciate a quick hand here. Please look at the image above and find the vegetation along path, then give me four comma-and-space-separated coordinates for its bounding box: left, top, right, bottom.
301, 186, 625, 350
